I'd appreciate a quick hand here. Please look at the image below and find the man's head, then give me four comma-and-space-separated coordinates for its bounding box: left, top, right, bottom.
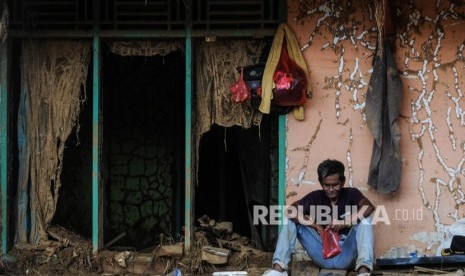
317, 159, 346, 201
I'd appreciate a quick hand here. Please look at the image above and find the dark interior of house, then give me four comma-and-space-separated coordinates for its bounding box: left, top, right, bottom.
100, 46, 185, 249
196, 116, 279, 251
9, 39, 22, 248
196, 125, 251, 237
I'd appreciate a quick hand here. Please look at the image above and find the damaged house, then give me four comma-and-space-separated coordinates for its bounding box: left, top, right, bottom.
1, 0, 465, 275
0, 0, 285, 274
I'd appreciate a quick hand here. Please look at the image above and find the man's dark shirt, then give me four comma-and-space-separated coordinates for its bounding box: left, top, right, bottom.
294, 187, 366, 235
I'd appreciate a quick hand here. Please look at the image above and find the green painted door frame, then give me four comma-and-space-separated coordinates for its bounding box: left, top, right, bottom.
0, 40, 8, 256
278, 116, 286, 232
92, 8, 102, 253
184, 0, 193, 253
278, 0, 287, 233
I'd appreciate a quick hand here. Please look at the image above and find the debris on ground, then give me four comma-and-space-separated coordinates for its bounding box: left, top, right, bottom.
202, 246, 230, 265
4, 221, 465, 276
2, 225, 97, 275
1, 219, 272, 275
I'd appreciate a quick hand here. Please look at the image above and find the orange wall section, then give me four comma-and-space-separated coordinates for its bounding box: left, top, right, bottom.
286, 0, 465, 258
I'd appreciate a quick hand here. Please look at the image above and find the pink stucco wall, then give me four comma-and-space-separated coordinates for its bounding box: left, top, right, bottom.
286, 0, 465, 258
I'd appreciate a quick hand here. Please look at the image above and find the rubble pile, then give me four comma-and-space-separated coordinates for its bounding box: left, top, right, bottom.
186, 215, 272, 275
99, 215, 271, 275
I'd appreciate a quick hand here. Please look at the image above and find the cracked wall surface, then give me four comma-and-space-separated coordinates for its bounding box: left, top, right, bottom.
103, 50, 184, 249
286, 0, 465, 257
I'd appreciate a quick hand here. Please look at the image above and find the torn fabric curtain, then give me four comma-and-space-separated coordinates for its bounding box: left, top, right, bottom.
193, 39, 266, 186
16, 40, 91, 244
365, 40, 403, 194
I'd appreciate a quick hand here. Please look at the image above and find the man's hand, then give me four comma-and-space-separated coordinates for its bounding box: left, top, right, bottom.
327, 219, 351, 233
313, 224, 325, 235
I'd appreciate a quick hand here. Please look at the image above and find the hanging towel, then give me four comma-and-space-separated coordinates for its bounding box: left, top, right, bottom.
365, 39, 403, 194
260, 23, 312, 120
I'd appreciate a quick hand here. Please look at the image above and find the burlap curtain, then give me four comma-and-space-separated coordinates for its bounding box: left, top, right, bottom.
16, 40, 91, 244
193, 39, 265, 184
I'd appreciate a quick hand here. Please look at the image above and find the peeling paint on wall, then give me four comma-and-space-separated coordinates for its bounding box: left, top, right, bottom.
296, 0, 374, 122
346, 127, 354, 187
410, 231, 439, 245
292, 0, 377, 189
289, 0, 465, 256
396, 0, 465, 244
291, 119, 322, 186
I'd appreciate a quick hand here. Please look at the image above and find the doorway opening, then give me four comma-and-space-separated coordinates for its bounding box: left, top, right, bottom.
52, 58, 93, 239
196, 115, 279, 251
101, 44, 185, 250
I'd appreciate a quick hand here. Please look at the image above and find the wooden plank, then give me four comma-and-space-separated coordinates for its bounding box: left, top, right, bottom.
414, 266, 450, 274
9, 29, 279, 39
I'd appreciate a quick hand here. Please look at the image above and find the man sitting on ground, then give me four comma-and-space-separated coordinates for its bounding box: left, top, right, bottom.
264, 159, 375, 276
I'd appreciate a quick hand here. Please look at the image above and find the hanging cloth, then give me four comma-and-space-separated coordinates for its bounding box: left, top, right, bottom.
260, 23, 312, 120
365, 39, 403, 194
366, 0, 403, 194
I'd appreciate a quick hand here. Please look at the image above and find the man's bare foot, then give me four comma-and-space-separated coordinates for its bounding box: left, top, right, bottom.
272, 263, 285, 272
357, 265, 370, 275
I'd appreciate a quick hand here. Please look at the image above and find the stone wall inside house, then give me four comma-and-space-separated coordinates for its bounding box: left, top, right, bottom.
103, 50, 184, 249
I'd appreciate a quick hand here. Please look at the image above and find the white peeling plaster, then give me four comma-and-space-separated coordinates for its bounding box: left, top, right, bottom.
400, 1, 465, 241
357, 186, 368, 192
346, 128, 354, 187
290, 178, 317, 186
286, 156, 289, 174
410, 231, 439, 244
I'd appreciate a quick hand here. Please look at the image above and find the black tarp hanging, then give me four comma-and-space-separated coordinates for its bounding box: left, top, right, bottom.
365, 0, 403, 194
